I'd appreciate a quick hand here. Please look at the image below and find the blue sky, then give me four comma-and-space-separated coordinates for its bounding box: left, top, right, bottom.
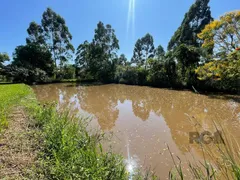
0, 0, 239, 62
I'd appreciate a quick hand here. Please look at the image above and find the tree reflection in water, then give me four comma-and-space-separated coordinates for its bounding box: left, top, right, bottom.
33, 83, 240, 145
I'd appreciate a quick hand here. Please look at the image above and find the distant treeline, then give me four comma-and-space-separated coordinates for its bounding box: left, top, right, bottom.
0, 0, 239, 93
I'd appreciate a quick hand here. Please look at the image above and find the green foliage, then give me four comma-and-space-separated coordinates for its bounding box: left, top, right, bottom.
2, 8, 75, 83
166, 0, 213, 87
115, 66, 148, 85
75, 21, 119, 82
131, 39, 143, 65
4, 66, 50, 84
12, 43, 54, 76
147, 59, 172, 87
131, 33, 155, 67
164, 53, 178, 85
75, 40, 90, 70
0, 85, 131, 179
118, 54, 128, 66
198, 10, 240, 59
195, 51, 240, 91
141, 34, 155, 59
93, 22, 120, 56
0, 52, 10, 68
24, 8, 75, 75
31, 104, 128, 179
168, 0, 212, 50
3, 43, 54, 83
3, 1, 238, 93
155, 45, 165, 61
26, 21, 45, 45
41, 7, 75, 68
174, 44, 200, 67
92, 22, 119, 82
114, 45, 179, 88
174, 44, 200, 85
58, 64, 76, 79
0, 84, 32, 132
195, 11, 240, 92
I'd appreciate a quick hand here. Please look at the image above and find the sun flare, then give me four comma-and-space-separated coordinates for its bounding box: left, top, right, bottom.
127, 0, 136, 38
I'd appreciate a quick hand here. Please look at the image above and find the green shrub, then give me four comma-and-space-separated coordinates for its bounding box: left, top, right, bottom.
115, 66, 149, 85
3, 66, 51, 84
195, 51, 240, 92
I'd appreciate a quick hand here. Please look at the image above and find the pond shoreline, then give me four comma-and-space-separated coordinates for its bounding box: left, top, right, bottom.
24, 78, 239, 96
3, 77, 239, 95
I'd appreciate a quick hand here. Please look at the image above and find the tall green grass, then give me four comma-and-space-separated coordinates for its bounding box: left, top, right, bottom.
0, 84, 32, 132
28, 104, 129, 179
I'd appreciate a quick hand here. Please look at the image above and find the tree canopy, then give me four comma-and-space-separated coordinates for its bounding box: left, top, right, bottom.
0, 53, 10, 68
75, 21, 119, 82
198, 11, 240, 58
131, 33, 155, 67
168, 0, 213, 51
155, 45, 165, 61
41, 7, 74, 68
118, 54, 128, 66
12, 43, 54, 76
195, 11, 240, 91
26, 21, 45, 45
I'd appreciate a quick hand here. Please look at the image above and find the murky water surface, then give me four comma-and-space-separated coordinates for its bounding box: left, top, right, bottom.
32, 83, 240, 178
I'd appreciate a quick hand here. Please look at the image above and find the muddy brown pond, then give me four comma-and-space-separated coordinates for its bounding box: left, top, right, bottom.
32, 83, 240, 178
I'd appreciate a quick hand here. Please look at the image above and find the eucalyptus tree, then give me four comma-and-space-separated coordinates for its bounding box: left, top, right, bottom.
75, 22, 119, 81
75, 40, 90, 70
91, 21, 120, 81
26, 21, 45, 45
168, 0, 213, 51
167, 0, 212, 84
131, 39, 143, 65
155, 45, 165, 61
118, 54, 128, 66
131, 33, 155, 68
93, 21, 119, 60
41, 8, 74, 69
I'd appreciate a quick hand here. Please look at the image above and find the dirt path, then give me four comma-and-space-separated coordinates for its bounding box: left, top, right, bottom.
0, 107, 37, 179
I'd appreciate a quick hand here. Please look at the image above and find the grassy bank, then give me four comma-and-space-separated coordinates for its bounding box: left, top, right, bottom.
0, 84, 32, 132
0, 84, 38, 178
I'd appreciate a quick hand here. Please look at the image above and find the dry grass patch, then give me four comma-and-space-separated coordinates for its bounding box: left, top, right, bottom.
0, 106, 38, 179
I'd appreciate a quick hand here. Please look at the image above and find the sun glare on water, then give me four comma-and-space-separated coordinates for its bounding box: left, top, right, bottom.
125, 142, 139, 179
